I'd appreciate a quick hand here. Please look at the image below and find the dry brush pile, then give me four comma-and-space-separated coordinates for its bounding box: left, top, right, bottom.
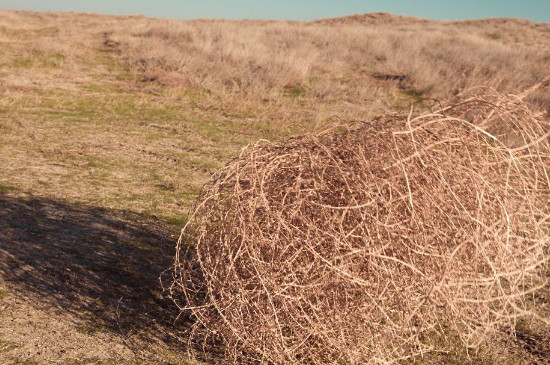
170, 85, 550, 364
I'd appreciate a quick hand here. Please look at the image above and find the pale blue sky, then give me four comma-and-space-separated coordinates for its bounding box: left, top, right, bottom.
0, 0, 548, 22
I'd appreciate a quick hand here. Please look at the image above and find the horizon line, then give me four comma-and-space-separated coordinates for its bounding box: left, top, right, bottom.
1, 7, 547, 24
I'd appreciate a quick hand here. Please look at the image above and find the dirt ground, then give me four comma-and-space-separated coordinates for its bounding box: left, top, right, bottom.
0, 196, 193, 364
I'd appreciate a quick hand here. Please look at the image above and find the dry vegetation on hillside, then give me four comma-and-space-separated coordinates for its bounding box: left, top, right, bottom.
119, 14, 550, 102
0, 8, 549, 365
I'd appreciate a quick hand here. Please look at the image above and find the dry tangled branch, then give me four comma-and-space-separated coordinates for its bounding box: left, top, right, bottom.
169, 86, 550, 364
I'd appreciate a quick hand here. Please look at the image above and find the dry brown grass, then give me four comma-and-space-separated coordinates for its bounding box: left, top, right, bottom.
109, 14, 550, 114
170, 86, 550, 364
2, 9, 549, 126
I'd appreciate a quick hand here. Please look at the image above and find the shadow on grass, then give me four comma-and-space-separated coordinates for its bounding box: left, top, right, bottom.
0, 195, 186, 350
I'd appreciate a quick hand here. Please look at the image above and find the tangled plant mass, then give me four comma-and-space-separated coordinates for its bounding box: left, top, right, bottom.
170, 86, 550, 364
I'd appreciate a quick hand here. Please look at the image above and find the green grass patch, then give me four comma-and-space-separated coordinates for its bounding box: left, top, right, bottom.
44, 52, 65, 68
93, 48, 133, 80
283, 84, 306, 98
180, 88, 210, 103
10, 56, 35, 69
164, 213, 188, 228
81, 83, 110, 93
8, 52, 65, 69
85, 156, 114, 171
0, 181, 16, 195
401, 88, 424, 102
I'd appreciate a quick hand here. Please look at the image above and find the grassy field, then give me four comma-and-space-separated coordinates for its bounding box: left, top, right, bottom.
0, 9, 548, 364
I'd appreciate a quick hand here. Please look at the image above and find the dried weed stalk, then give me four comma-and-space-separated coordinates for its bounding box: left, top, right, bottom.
170, 86, 550, 364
